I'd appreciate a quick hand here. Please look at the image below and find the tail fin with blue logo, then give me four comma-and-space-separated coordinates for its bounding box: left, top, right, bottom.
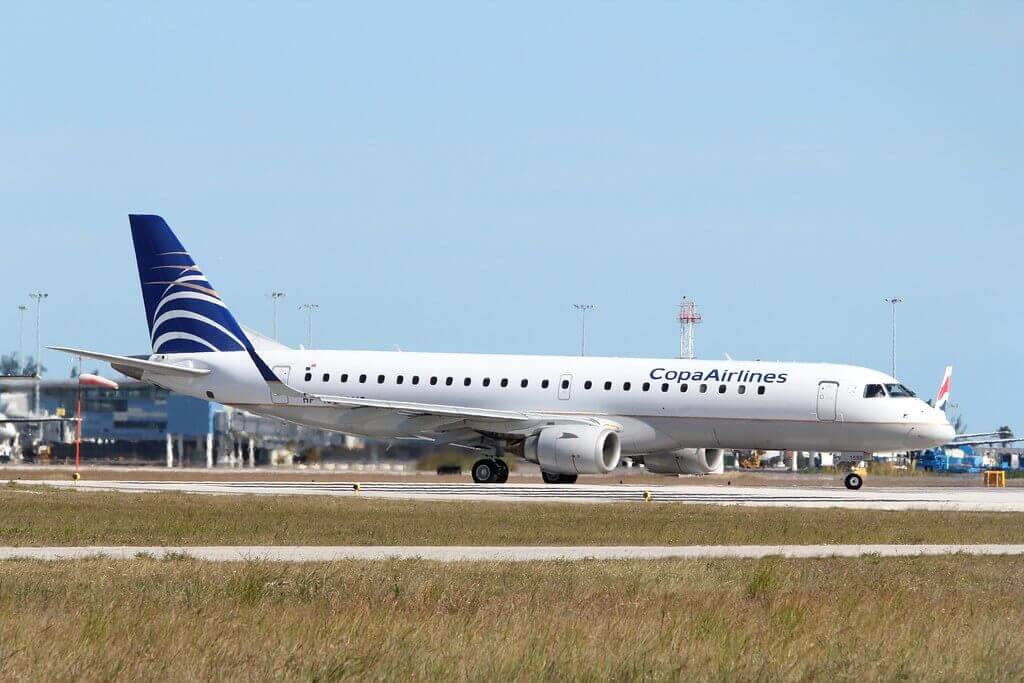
130, 214, 249, 355
129, 214, 279, 381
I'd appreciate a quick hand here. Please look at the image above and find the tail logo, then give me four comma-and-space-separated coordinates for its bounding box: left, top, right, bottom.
935, 366, 953, 411
131, 215, 248, 355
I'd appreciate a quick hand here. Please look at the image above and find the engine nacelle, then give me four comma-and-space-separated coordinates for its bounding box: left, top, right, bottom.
643, 448, 724, 475
522, 425, 621, 475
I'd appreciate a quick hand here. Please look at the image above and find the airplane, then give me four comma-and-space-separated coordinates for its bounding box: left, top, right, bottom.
929, 368, 1020, 448
0, 413, 78, 462
52, 214, 955, 487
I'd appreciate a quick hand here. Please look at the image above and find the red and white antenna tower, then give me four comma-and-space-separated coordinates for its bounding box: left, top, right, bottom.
678, 297, 702, 359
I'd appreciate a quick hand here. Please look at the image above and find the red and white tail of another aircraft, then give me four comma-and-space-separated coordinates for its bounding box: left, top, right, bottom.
934, 366, 952, 411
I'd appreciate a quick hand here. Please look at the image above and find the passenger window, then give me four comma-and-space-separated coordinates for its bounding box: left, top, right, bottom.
521, 379, 529, 388
604, 381, 612, 390
719, 384, 726, 394
412, 376, 420, 385
700, 383, 708, 393
642, 382, 650, 392
304, 372, 312, 382
584, 380, 593, 390
738, 385, 746, 395
483, 378, 491, 387
396, 375, 404, 385
561, 379, 570, 390
322, 373, 330, 382
623, 382, 631, 391
863, 384, 886, 398
340, 373, 349, 383
680, 384, 688, 393
501, 378, 509, 387
542, 379, 550, 389
430, 376, 438, 386
377, 374, 385, 384
359, 374, 367, 384
757, 386, 766, 395
464, 378, 471, 386
661, 383, 669, 392
446, 377, 453, 386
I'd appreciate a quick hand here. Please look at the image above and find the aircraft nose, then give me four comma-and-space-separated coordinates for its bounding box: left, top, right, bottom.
909, 422, 955, 448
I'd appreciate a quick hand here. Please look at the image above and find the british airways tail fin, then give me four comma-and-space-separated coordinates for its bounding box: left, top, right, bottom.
128, 214, 279, 381
934, 365, 952, 410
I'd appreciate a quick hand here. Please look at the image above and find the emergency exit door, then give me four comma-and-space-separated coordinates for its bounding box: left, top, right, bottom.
558, 374, 572, 400
816, 381, 838, 421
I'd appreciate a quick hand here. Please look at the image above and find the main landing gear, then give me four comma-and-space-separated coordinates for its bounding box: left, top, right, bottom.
843, 471, 864, 490
471, 458, 509, 484
541, 471, 578, 485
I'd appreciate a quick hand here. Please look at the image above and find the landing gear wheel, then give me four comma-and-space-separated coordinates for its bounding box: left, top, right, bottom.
472, 459, 499, 484
541, 471, 578, 485
495, 459, 509, 483
844, 472, 863, 490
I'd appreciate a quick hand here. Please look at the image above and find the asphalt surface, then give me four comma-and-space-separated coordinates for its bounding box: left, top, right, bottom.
2, 544, 1024, 561
18, 478, 1024, 511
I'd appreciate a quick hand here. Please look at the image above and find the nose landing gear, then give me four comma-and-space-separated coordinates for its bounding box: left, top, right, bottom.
843, 470, 865, 490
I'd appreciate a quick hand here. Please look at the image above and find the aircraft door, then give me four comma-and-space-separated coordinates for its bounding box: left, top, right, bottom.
558, 374, 572, 400
816, 381, 839, 421
271, 366, 291, 404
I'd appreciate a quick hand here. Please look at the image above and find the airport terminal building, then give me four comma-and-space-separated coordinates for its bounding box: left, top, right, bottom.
0, 378, 398, 466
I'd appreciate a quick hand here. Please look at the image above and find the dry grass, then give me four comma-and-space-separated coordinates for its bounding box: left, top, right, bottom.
4, 485, 1024, 546
0, 556, 1022, 680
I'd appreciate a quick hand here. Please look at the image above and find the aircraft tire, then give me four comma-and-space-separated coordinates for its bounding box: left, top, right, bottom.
472, 459, 499, 484
844, 473, 863, 490
541, 471, 578, 485
495, 459, 509, 483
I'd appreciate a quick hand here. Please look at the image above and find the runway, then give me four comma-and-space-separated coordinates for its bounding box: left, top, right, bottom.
3, 544, 1024, 561
19, 478, 1024, 511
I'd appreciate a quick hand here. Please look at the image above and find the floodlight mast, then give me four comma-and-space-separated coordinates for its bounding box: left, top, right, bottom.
573, 304, 595, 356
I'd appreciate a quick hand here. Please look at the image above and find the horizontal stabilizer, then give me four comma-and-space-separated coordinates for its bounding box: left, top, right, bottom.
48, 346, 211, 378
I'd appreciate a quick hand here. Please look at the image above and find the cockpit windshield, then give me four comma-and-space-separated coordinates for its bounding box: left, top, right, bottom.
885, 383, 916, 398
864, 384, 886, 398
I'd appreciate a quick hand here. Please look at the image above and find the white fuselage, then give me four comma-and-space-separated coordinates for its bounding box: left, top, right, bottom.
145, 349, 954, 455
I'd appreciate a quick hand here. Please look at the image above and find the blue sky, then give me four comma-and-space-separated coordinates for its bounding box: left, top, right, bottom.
0, 3, 1020, 429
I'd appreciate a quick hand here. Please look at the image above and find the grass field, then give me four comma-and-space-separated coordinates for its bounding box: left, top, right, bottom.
0, 556, 1021, 679
4, 485, 1024, 546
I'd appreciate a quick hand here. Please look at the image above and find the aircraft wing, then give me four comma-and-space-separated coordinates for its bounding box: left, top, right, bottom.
312, 393, 620, 430
947, 437, 1024, 447
0, 416, 79, 423
952, 431, 1012, 441
48, 346, 211, 378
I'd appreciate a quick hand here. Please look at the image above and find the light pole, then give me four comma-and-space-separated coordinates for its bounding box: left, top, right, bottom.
268, 291, 286, 341
29, 292, 47, 437
573, 304, 595, 357
16, 305, 27, 371
883, 297, 902, 377
299, 303, 319, 348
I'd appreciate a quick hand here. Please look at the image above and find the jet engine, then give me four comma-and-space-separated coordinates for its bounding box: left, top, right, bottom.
643, 448, 724, 475
521, 425, 621, 475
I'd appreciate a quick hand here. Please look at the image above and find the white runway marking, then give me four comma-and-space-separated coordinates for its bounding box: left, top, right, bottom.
2, 544, 1024, 562
17, 479, 1024, 511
